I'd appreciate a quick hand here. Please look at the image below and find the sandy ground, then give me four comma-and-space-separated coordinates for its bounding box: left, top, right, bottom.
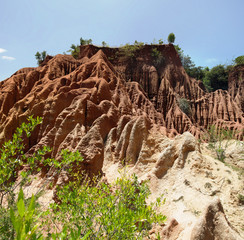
103, 138, 244, 238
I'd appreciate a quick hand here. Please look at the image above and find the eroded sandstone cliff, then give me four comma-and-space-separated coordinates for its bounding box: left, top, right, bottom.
0, 44, 243, 238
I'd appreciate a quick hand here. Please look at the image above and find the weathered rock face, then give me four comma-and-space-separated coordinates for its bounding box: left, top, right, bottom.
0, 49, 167, 175
190, 199, 243, 240
0, 45, 243, 173
228, 64, 244, 112
79, 44, 244, 138
1, 45, 243, 239
103, 130, 244, 239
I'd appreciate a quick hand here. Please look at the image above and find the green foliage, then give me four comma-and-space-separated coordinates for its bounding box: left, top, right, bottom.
177, 98, 191, 116
67, 38, 93, 59
151, 48, 165, 68
203, 125, 236, 162
101, 41, 108, 47
186, 66, 206, 81
0, 116, 44, 206
174, 44, 231, 92
234, 55, 244, 65
119, 41, 144, 59
0, 116, 45, 239
10, 189, 41, 240
0, 118, 166, 239
0, 206, 14, 239
167, 33, 175, 44
202, 65, 229, 92
158, 39, 164, 45
80, 38, 92, 45
50, 173, 166, 239
67, 44, 80, 59
35, 51, 47, 66
174, 45, 206, 81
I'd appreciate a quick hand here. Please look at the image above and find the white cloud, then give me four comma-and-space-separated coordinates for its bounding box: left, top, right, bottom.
0, 48, 7, 54
2, 56, 16, 61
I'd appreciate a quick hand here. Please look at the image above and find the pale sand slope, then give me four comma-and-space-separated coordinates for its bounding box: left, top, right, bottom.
17, 132, 243, 239
103, 132, 244, 239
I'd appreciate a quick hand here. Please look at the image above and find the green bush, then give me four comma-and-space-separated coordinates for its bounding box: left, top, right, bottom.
67, 44, 80, 59
0, 116, 45, 239
119, 41, 144, 59
234, 55, 244, 65
202, 65, 229, 92
49, 173, 166, 239
80, 38, 92, 45
167, 33, 175, 44
10, 189, 41, 240
102, 41, 108, 47
151, 48, 165, 68
35, 51, 47, 66
177, 98, 191, 116
0, 116, 44, 206
202, 125, 236, 162
0, 117, 167, 239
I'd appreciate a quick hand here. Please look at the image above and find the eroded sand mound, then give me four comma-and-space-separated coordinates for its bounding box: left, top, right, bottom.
0, 44, 243, 239
103, 131, 244, 239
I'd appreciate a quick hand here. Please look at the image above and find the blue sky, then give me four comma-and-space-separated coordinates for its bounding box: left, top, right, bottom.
0, 0, 243, 81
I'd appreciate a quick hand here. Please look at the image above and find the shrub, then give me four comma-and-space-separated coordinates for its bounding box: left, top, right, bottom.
0, 116, 45, 239
167, 33, 175, 44
80, 38, 93, 45
177, 98, 191, 116
49, 173, 166, 239
10, 189, 41, 239
202, 65, 229, 92
119, 41, 144, 59
102, 41, 108, 47
0, 116, 44, 206
35, 51, 47, 66
202, 125, 236, 162
158, 39, 164, 45
0, 117, 167, 239
151, 48, 165, 68
234, 55, 244, 65
67, 44, 80, 59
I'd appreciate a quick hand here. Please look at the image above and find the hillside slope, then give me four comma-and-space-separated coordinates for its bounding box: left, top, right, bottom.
0, 44, 243, 238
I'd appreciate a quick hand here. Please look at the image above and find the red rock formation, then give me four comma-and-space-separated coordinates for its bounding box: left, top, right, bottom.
78, 44, 244, 138
1, 44, 243, 239
228, 64, 244, 112
0, 44, 243, 175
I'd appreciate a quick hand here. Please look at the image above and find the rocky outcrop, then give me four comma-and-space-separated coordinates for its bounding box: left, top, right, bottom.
228, 64, 244, 112
0, 45, 243, 173
78, 44, 244, 138
1, 44, 243, 239
103, 130, 244, 239
190, 199, 242, 240
0, 49, 166, 175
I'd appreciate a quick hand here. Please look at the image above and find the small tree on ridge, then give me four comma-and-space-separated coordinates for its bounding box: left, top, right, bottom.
168, 33, 175, 44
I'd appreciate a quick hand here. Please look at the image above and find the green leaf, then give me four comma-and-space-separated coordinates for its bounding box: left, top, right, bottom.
10, 207, 16, 227
17, 198, 25, 218
28, 194, 35, 212
81, 230, 91, 240
18, 188, 24, 201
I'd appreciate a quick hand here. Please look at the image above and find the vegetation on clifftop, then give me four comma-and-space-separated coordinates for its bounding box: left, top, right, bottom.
35, 35, 243, 93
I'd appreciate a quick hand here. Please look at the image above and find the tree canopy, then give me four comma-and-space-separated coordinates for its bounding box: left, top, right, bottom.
234, 55, 244, 65
35, 51, 47, 65
167, 33, 175, 44
203, 65, 229, 92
